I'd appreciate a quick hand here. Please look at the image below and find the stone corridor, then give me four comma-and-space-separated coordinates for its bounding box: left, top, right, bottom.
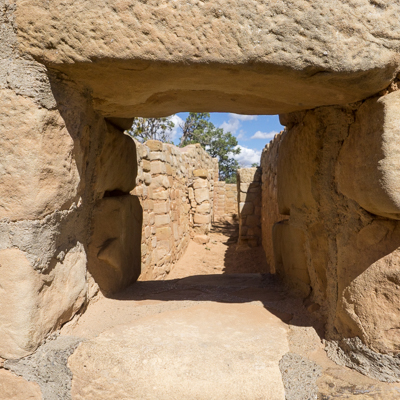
3, 224, 400, 399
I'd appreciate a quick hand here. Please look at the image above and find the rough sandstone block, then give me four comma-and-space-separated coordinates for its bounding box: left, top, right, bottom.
16, 0, 400, 118
142, 160, 151, 172
0, 90, 81, 221
277, 119, 319, 215
246, 215, 260, 227
87, 196, 142, 295
237, 168, 261, 184
143, 173, 151, 185
146, 140, 163, 151
196, 202, 211, 214
336, 91, 400, 220
194, 188, 210, 203
149, 152, 166, 162
152, 175, 170, 189
154, 201, 169, 215
156, 227, 172, 241
95, 123, 138, 197
151, 189, 169, 200
273, 220, 310, 297
240, 183, 250, 193
0, 370, 42, 400
194, 214, 211, 224
0, 246, 87, 359
155, 214, 171, 226
193, 169, 208, 178
151, 161, 166, 175
193, 178, 208, 189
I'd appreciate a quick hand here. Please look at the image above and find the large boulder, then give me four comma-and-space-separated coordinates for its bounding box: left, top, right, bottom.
0, 89, 81, 221
336, 91, 400, 220
0, 246, 87, 359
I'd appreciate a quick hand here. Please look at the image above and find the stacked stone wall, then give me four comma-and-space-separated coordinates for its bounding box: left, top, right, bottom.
260, 133, 288, 272
132, 140, 216, 280
214, 182, 238, 221
237, 168, 262, 247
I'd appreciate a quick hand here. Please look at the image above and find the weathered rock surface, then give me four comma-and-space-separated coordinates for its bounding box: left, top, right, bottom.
0, 89, 81, 221
277, 117, 319, 215
6, 335, 83, 400
94, 122, 138, 197
325, 338, 400, 383
69, 302, 289, 400
264, 93, 400, 379
0, 246, 87, 359
279, 353, 321, 400
88, 195, 142, 295
273, 220, 310, 297
0, 369, 42, 400
336, 90, 400, 220
13, 1, 400, 117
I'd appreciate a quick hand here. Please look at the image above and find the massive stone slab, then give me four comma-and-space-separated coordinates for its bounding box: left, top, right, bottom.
13, 0, 400, 117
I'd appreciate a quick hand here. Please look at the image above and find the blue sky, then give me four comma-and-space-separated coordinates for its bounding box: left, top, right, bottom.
169, 113, 284, 167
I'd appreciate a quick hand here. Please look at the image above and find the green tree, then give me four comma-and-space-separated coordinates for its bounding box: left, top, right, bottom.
180, 113, 240, 182
251, 163, 259, 168
127, 117, 174, 143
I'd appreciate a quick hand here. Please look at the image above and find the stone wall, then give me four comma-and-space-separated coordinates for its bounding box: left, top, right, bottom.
260, 133, 288, 272
3, 0, 400, 376
237, 168, 262, 247
261, 86, 400, 380
132, 141, 216, 281
214, 182, 238, 222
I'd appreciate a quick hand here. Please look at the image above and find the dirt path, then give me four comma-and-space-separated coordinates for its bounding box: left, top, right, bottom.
166, 221, 270, 279
5, 223, 400, 399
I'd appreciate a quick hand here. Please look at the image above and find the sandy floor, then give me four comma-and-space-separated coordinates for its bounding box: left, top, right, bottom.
4, 223, 400, 399
167, 220, 270, 279
54, 223, 400, 398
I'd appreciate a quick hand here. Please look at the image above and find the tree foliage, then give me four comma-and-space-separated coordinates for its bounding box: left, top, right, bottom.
126, 113, 241, 182
127, 117, 174, 143
180, 113, 240, 182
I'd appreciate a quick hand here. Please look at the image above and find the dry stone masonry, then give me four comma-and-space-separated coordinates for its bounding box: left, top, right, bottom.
214, 182, 238, 222
260, 133, 288, 272
1, 0, 400, 383
132, 141, 216, 280
237, 168, 262, 248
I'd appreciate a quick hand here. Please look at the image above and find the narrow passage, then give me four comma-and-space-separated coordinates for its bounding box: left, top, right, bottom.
52, 223, 400, 400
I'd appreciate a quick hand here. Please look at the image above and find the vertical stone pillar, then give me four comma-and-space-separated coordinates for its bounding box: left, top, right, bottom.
237, 168, 262, 247
0, 7, 90, 357
260, 133, 287, 272
224, 184, 238, 219
0, 2, 142, 358
214, 181, 226, 221
191, 169, 211, 244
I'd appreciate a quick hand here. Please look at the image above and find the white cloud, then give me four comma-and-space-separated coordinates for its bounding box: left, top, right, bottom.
220, 118, 241, 135
231, 145, 262, 167
229, 113, 258, 121
237, 130, 246, 140
168, 114, 184, 140
250, 130, 278, 140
